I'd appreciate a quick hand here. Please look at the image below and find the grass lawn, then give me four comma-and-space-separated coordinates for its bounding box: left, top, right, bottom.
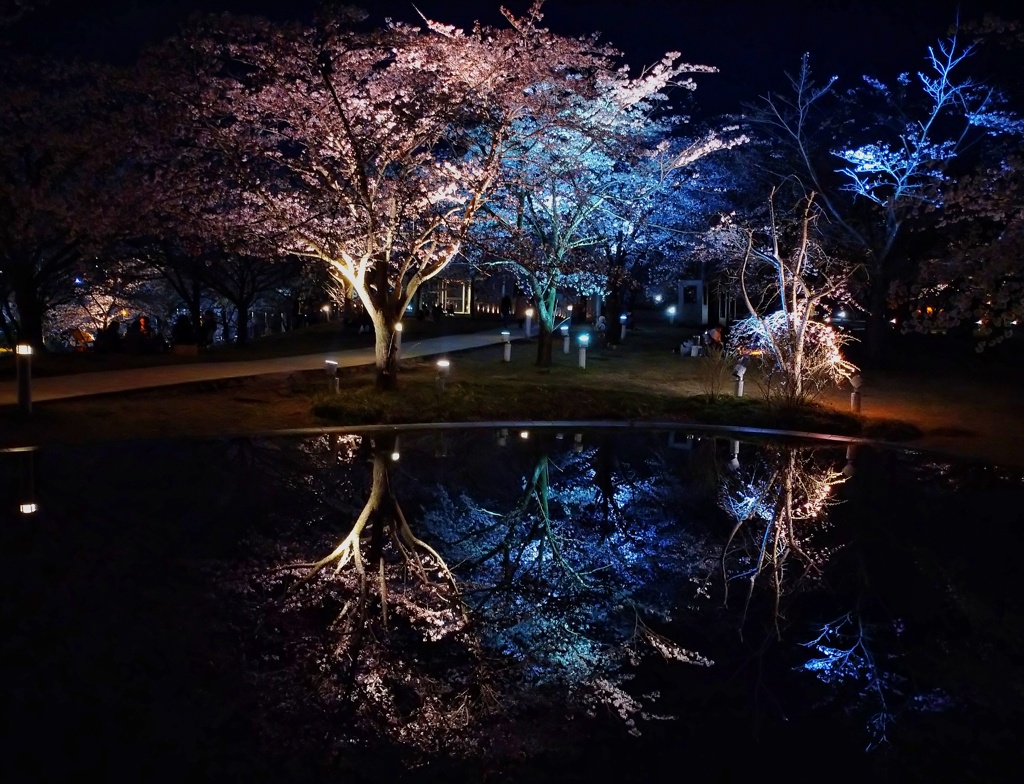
0, 312, 930, 448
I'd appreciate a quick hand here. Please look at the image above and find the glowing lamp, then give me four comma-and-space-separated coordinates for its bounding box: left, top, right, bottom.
560, 325, 569, 335
436, 359, 451, 373
578, 333, 590, 346
325, 360, 338, 377
395, 322, 403, 332
16, 344, 33, 356
20, 503, 38, 514
519, 430, 529, 439
501, 330, 511, 342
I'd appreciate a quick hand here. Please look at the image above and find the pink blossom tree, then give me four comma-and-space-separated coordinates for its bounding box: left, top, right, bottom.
153, 2, 614, 387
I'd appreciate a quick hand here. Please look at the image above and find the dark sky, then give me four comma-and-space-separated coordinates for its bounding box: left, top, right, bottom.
11, 0, 1024, 115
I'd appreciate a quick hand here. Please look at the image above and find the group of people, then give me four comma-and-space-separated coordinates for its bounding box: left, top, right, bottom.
90, 311, 220, 354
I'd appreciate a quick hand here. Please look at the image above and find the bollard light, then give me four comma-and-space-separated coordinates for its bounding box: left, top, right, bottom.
15, 343, 33, 416
325, 359, 340, 393
436, 358, 451, 393
728, 439, 741, 471
578, 332, 589, 369
619, 313, 627, 342
850, 374, 863, 413
524, 307, 534, 338
391, 436, 401, 462
732, 359, 748, 397
667, 305, 677, 325
394, 322, 403, 359
18, 449, 37, 514
501, 330, 512, 362
561, 324, 570, 354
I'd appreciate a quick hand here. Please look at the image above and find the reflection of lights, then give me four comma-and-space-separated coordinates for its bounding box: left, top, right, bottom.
19, 503, 38, 514
560, 325, 569, 335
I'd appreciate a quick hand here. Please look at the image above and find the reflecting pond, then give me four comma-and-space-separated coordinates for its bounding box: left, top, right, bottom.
2, 427, 1023, 782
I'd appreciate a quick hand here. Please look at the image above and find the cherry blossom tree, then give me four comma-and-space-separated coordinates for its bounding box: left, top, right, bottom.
472, 54, 730, 365
897, 149, 1024, 346
152, 3, 616, 387
0, 56, 121, 348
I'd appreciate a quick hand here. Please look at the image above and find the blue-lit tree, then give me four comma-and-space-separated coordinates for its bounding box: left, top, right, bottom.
470, 52, 726, 365
752, 28, 1022, 362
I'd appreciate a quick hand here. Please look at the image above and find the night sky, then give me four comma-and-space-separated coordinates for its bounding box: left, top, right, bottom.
9, 0, 1024, 115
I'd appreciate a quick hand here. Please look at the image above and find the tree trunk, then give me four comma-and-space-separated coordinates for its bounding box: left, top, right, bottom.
13, 285, 45, 349
235, 307, 250, 346
372, 311, 400, 390
535, 322, 554, 367
862, 274, 889, 367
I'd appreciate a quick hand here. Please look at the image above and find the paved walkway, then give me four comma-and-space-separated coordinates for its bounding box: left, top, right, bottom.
0, 329, 510, 406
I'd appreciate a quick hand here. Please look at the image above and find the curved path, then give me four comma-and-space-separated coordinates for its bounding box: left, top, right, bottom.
0, 329, 510, 406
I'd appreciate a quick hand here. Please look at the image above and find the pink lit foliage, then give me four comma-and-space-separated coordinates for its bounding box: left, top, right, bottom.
167, 2, 614, 387
0, 56, 125, 348
897, 151, 1024, 347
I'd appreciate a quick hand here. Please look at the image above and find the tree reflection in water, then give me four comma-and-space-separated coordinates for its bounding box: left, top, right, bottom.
253, 429, 715, 764
717, 444, 847, 637
224, 430, 1023, 779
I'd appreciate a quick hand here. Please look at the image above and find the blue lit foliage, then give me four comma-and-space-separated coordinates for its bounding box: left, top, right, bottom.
799, 612, 953, 752
470, 52, 735, 340
833, 32, 1020, 210
419, 440, 715, 735
753, 29, 1022, 359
